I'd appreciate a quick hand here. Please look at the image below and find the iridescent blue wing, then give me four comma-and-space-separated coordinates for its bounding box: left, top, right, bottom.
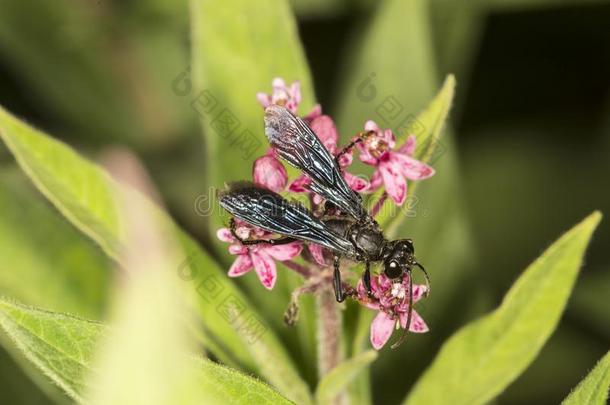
264, 105, 366, 220
219, 182, 356, 257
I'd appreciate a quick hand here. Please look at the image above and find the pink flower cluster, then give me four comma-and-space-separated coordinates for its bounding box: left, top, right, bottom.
217, 78, 435, 349
357, 273, 429, 349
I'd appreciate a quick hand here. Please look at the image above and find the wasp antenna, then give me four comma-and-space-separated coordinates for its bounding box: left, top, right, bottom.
414, 262, 431, 297
391, 269, 414, 350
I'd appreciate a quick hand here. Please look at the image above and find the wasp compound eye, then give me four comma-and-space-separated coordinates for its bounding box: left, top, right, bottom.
385, 260, 402, 279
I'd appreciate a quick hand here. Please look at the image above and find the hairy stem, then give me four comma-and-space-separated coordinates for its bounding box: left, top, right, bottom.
283, 260, 312, 278
317, 284, 344, 403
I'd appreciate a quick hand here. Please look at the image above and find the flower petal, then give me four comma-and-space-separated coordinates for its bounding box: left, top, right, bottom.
392, 152, 435, 180
308, 244, 327, 266
399, 310, 429, 333
216, 228, 234, 243
288, 174, 311, 193
227, 254, 253, 277
412, 284, 429, 302
380, 159, 407, 205
253, 154, 288, 192
382, 128, 396, 148
272, 77, 286, 91
398, 135, 416, 156
256, 92, 271, 108
310, 115, 338, 153
337, 151, 353, 167
370, 311, 396, 350
356, 141, 378, 165
356, 280, 381, 309
265, 241, 302, 261
364, 120, 380, 133
228, 244, 248, 255
365, 169, 383, 192
344, 172, 369, 192
251, 251, 277, 290
288, 81, 301, 106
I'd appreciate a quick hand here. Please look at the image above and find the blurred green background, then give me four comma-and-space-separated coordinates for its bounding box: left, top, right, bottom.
0, 0, 608, 404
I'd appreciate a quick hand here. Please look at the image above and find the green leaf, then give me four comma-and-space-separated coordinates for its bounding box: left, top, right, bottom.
0, 168, 111, 319
189, 0, 316, 247
315, 350, 378, 405
0, 298, 292, 405
405, 211, 602, 405
0, 298, 104, 402
0, 104, 312, 404
373, 74, 456, 232
335, 0, 437, 136
193, 359, 294, 405
562, 350, 610, 405
0, 0, 193, 149
86, 184, 293, 405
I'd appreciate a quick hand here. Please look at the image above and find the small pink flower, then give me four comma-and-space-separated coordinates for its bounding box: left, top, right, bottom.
253, 149, 288, 193
357, 273, 429, 350
308, 243, 327, 266
357, 121, 435, 205
256, 78, 302, 114
288, 114, 368, 194
217, 223, 302, 290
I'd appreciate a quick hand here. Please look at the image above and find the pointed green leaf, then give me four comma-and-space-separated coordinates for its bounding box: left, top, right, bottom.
0, 298, 292, 405
373, 74, 456, 232
0, 169, 111, 319
86, 181, 292, 405
315, 350, 378, 405
405, 211, 602, 405
0, 105, 311, 404
0, 298, 104, 402
190, 0, 315, 188
562, 350, 610, 405
193, 359, 293, 405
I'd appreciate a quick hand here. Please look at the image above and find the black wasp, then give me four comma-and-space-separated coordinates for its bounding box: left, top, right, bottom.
219, 105, 430, 333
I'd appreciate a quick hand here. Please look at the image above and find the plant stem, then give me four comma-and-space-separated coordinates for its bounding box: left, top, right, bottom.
283, 260, 312, 278
317, 284, 344, 402
369, 192, 387, 217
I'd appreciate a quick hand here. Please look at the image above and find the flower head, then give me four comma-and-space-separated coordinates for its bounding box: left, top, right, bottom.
256, 78, 302, 114
357, 273, 429, 350
253, 149, 287, 193
357, 121, 435, 205
217, 222, 302, 290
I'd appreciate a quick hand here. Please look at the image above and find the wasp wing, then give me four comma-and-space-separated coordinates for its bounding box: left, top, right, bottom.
264, 105, 366, 220
219, 182, 356, 257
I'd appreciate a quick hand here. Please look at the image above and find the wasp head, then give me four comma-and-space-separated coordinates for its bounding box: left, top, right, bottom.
383, 239, 415, 279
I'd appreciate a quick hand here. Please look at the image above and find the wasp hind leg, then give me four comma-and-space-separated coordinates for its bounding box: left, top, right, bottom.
229, 217, 295, 246
333, 255, 346, 302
